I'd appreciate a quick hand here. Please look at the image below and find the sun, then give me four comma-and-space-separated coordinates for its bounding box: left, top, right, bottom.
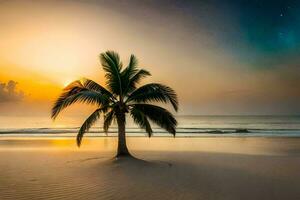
63, 79, 73, 87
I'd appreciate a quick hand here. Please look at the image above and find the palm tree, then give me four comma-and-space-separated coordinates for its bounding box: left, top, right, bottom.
51, 51, 178, 157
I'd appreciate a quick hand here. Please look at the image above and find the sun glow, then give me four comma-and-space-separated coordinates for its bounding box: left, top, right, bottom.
63, 79, 73, 87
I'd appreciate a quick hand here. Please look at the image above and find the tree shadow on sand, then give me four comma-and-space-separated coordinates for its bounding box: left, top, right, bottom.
103, 154, 173, 168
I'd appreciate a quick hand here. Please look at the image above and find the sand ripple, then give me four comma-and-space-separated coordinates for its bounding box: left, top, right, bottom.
1, 139, 300, 200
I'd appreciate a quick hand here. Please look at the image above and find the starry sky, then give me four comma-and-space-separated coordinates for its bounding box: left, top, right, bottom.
212, 0, 300, 66
134, 0, 300, 67
0, 0, 299, 118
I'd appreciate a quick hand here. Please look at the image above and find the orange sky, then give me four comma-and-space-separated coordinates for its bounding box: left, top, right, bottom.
0, 0, 299, 116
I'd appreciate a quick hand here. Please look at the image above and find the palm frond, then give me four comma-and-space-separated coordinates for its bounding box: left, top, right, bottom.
127, 83, 178, 111
125, 69, 151, 94
130, 106, 153, 137
77, 107, 106, 147
122, 54, 138, 78
130, 104, 177, 136
103, 109, 115, 134
121, 55, 139, 93
51, 80, 110, 119
100, 51, 123, 95
81, 78, 116, 101
120, 54, 151, 96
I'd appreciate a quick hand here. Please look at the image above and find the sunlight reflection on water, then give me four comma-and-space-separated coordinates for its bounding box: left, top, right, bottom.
1, 137, 299, 156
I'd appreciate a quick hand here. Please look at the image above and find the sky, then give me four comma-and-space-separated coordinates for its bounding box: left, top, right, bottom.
0, 0, 299, 118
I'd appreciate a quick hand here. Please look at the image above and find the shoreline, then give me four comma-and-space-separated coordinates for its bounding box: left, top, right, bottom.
1, 135, 300, 139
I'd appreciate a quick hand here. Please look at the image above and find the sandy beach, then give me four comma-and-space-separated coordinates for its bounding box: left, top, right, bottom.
0, 137, 299, 200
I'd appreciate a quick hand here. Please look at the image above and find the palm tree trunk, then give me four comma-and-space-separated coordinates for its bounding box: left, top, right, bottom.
116, 112, 131, 157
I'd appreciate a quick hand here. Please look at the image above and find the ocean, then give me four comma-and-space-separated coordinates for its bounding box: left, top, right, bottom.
0, 115, 300, 137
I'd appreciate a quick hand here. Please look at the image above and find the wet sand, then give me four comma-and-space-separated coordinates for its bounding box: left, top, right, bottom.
0, 137, 299, 200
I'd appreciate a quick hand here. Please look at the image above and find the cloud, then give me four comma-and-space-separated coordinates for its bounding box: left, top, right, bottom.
0, 80, 24, 102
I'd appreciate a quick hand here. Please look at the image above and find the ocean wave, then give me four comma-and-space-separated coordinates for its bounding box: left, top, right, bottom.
1, 127, 300, 136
